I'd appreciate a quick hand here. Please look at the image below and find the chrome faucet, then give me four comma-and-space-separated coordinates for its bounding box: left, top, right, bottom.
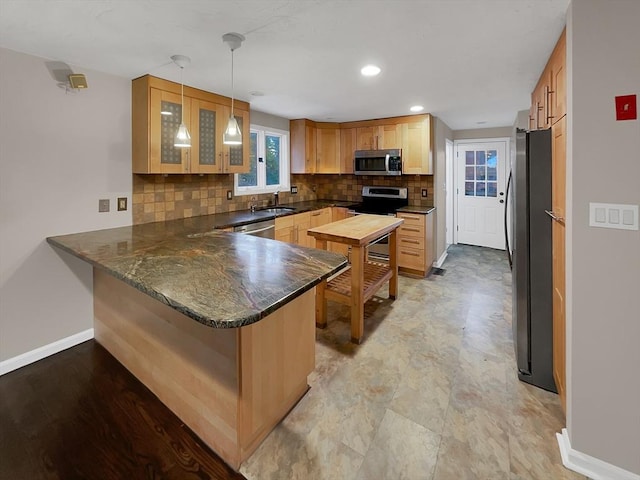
274, 191, 279, 206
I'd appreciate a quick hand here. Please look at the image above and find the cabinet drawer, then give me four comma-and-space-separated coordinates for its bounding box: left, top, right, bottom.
398, 236, 424, 249
398, 223, 425, 238
398, 246, 425, 270
396, 212, 426, 227
275, 215, 295, 229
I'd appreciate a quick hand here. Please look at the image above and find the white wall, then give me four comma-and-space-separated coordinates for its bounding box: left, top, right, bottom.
250, 109, 290, 131
453, 126, 512, 139
567, 0, 640, 474
433, 117, 454, 263
0, 48, 132, 364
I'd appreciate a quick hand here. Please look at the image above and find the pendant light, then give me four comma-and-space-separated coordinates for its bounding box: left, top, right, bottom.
171, 54, 191, 148
222, 33, 245, 145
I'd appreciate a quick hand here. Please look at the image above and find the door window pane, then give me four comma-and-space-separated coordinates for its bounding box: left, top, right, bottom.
475, 150, 486, 165
476, 166, 486, 180
476, 182, 486, 196
465, 166, 475, 180
487, 150, 497, 168
199, 108, 216, 165
237, 132, 258, 187
466, 151, 475, 165
465, 182, 475, 196
487, 182, 497, 197
160, 101, 182, 164
487, 165, 497, 181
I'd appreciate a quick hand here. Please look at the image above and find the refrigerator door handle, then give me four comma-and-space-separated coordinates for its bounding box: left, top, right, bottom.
505, 170, 513, 269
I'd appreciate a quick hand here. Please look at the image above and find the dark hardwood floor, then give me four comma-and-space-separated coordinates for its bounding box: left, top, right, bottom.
0, 340, 246, 480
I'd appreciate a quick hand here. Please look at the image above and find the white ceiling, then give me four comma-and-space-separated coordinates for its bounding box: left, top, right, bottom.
0, 0, 569, 130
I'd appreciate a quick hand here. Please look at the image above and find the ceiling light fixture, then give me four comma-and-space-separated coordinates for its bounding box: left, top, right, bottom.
361, 64, 381, 77
223, 32, 245, 145
410, 105, 424, 112
171, 54, 191, 148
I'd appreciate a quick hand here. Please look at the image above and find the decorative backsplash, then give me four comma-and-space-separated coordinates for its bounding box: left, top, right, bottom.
132, 173, 434, 224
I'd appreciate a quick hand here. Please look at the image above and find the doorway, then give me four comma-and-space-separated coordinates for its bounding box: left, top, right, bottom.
454, 139, 508, 250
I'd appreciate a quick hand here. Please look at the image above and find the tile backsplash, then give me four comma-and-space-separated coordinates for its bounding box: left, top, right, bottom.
132, 173, 434, 224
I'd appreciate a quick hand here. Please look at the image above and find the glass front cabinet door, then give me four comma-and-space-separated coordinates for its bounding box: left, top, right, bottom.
190, 99, 222, 174
150, 88, 191, 174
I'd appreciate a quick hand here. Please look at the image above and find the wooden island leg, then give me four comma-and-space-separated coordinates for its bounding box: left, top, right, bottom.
350, 244, 365, 344
388, 229, 398, 299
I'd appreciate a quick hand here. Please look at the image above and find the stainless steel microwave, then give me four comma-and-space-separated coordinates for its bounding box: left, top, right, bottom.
354, 149, 402, 176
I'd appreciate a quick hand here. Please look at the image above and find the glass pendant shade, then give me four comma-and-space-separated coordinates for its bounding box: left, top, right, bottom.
174, 122, 191, 147
223, 115, 242, 145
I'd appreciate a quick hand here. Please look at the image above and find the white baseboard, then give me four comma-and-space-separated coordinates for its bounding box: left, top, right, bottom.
0, 329, 94, 376
557, 428, 640, 480
433, 250, 448, 268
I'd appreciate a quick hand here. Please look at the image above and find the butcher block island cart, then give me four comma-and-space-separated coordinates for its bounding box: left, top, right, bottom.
47, 220, 346, 471
308, 214, 404, 344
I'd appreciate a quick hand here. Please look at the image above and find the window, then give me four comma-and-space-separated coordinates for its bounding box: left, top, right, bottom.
234, 125, 289, 195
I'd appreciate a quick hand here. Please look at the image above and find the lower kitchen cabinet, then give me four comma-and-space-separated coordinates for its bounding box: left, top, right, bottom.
275, 212, 312, 247
396, 211, 434, 277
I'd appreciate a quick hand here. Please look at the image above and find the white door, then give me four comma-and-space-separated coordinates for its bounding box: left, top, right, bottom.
445, 139, 454, 247
456, 140, 507, 250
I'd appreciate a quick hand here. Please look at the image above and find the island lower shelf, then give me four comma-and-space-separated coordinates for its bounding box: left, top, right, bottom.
93, 269, 315, 471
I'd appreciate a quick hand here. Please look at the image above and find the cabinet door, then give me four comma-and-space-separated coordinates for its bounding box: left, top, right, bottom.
379, 124, 401, 149
356, 126, 376, 150
295, 212, 312, 247
220, 107, 250, 174
316, 128, 340, 173
150, 88, 191, 173
190, 99, 222, 174
290, 119, 315, 174
550, 30, 566, 123
340, 128, 356, 174
401, 117, 432, 174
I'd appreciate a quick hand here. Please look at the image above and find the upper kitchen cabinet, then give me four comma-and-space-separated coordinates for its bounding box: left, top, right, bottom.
132, 75, 250, 174
401, 114, 433, 175
355, 124, 401, 150
290, 119, 317, 174
529, 29, 566, 130
315, 123, 341, 173
340, 128, 356, 174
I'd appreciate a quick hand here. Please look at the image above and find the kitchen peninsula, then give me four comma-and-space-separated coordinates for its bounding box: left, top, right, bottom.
47, 217, 347, 470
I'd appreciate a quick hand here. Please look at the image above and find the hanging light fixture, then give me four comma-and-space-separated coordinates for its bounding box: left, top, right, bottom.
222, 33, 245, 145
171, 54, 191, 148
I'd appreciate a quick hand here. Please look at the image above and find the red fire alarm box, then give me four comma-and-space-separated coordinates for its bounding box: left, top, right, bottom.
615, 94, 637, 121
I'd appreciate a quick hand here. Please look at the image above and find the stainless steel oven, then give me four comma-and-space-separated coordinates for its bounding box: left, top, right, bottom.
233, 219, 275, 239
348, 186, 408, 261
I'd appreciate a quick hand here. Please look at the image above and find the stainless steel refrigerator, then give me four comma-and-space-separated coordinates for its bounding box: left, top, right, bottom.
505, 128, 557, 393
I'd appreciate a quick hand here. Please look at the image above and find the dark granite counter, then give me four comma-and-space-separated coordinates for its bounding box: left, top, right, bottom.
211, 199, 358, 229
47, 220, 347, 329
396, 205, 436, 215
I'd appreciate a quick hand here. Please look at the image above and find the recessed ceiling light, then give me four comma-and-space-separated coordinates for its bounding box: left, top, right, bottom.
410, 105, 424, 112
361, 65, 381, 77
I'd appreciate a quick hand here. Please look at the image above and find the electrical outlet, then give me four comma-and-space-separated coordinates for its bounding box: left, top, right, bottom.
98, 199, 110, 213
421, 189, 428, 198
117, 197, 128, 211
226, 190, 232, 200
290, 185, 298, 194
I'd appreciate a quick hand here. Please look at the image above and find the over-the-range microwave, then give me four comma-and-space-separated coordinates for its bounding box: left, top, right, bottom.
354, 149, 402, 176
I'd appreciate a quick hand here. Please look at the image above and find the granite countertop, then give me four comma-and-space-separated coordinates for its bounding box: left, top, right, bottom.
396, 205, 436, 215
47, 220, 347, 329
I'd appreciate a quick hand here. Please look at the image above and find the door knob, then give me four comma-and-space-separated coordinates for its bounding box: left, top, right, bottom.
499, 192, 504, 196
499, 199, 504, 203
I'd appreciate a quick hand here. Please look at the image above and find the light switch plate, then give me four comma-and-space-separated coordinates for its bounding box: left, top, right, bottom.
589, 203, 638, 230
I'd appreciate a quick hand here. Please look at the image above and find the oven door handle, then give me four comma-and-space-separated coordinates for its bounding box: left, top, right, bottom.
385, 153, 390, 173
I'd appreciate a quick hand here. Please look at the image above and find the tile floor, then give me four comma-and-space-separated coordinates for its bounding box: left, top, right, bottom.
240, 244, 586, 480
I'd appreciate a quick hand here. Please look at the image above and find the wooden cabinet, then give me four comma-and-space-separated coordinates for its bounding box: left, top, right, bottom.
356, 124, 401, 150
401, 115, 433, 174
315, 125, 341, 173
132, 75, 250, 174
396, 211, 434, 277
275, 212, 312, 247
340, 128, 356, 174
529, 29, 566, 131
290, 119, 317, 174
291, 114, 432, 174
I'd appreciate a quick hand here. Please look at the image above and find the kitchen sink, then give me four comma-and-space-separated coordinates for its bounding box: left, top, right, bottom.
258, 207, 295, 213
